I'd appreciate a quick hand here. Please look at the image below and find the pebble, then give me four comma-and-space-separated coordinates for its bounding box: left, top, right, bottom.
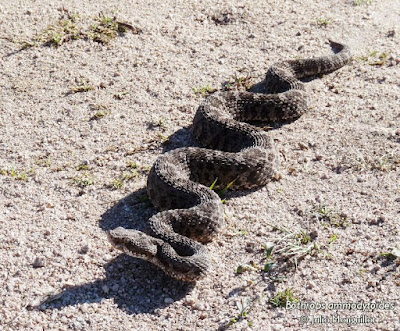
32, 257, 46, 268
193, 302, 206, 311
79, 244, 90, 254
307, 281, 316, 289
184, 297, 195, 306
80, 305, 88, 313
103, 254, 113, 262
60, 316, 68, 324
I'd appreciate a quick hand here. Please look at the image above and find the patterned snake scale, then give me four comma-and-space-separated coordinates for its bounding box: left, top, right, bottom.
108, 40, 351, 281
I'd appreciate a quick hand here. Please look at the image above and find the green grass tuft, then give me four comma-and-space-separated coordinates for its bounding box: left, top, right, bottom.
21, 11, 141, 48
269, 288, 298, 307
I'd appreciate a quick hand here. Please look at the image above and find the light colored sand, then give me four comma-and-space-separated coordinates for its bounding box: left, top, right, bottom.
0, 0, 399, 330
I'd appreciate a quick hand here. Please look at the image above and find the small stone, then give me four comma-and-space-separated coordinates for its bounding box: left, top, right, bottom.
164, 297, 174, 304
103, 254, 112, 262
342, 278, 352, 284
193, 302, 205, 311
29, 298, 41, 307
99, 82, 107, 89
370, 266, 381, 274
79, 244, 90, 254
199, 312, 207, 319
298, 142, 308, 150
6, 284, 14, 292
101, 285, 109, 294
245, 242, 256, 252
32, 257, 46, 268
80, 305, 88, 313
111, 283, 119, 292
184, 297, 195, 306
307, 281, 316, 289
309, 230, 318, 241
271, 324, 284, 331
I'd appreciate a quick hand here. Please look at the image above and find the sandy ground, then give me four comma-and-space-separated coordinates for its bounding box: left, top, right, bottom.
0, 0, 399, 330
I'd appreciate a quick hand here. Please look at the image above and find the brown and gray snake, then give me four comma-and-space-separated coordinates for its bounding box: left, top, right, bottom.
107, 40, 352, 281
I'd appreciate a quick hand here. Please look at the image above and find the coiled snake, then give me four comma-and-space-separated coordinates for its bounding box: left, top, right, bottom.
108, 40, 351, 281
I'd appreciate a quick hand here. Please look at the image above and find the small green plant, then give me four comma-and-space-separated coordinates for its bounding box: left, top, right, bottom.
316, 17, 332, 27
193, 84, 217, 95
88, 14, 120, 44
356, 50, 388, 66
72, 174, 94, 187
22, 12, 81, 47
369, 52, 388, 66
357, 267, 367, 275
209, 178, 219, 190
354, 0, 373, 5
269, 288, 298, 307
151, 118, 168, 130
0, 166, 31, 180
89, 104, 111, 120
122, 169, 139, 181
380, 246, 400, 261
262, 242, 276, 272
126, 160, 139, 169
229, 297, 255, 326
339, 150, 400, 172
21, 11, 141, 48
297, 231, 311, 244
113, 91, 129, 100
142, 165, 152, 172
157, 133, 170, 144
329, 233, 338, 244
226, 225, 248, 237
15, 171, 28, 181
265, 225, 317, 269
35, 155, 52, 167
209, 177, 237, 203
70, 80, 94, 94
236, 263, 257, 274
90, 110, 110, 120
314, 205, 349, 228
110, 168, 140, 190
111, 178, 124, 189
224, 74, 253, 91
76, 163, 89, 171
